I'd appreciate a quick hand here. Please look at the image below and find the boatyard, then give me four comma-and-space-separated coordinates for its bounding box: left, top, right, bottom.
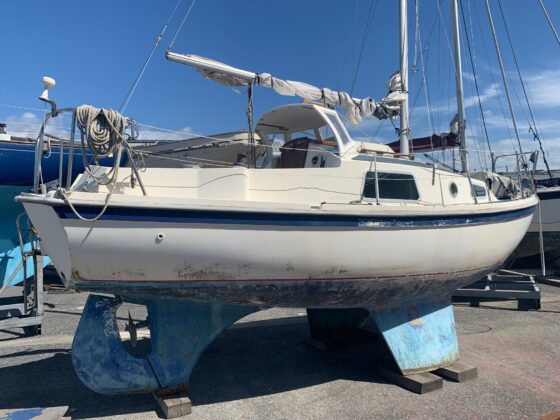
0, 284, 559, 419
2, 0, 560, 418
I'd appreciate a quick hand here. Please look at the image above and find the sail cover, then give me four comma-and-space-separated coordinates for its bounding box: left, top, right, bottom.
166, 51, 405, 125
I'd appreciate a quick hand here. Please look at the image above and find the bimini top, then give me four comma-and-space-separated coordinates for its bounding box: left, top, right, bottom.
255, 103, 353, 153
255, 103, 394, 156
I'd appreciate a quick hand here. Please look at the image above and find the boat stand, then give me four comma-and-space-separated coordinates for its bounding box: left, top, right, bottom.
452, 269, 541, 310
0, 252, 44, 336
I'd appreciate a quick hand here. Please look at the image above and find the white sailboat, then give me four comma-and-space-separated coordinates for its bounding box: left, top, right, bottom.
21, 98, 536, 306
15, 0, 537, 398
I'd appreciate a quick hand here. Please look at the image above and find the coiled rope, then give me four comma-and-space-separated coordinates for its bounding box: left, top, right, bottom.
61, 105, 132, 222
76, 105, 130, 185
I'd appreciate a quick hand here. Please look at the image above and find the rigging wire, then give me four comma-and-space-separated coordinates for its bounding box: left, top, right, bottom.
484, 0, 526, 171
408, 0, 444, 121
349, 0, 379, 96
497, 0, 553, 178
472, 0, 516, 153
0, 103, 46, 113
336, 0, 360, 90
537, 0, 560, 48
458, 0, 492, 157
414, 0, 435, 158
168, 0, 198, 51
466, 0, 490, 171
119, 0, 185, 113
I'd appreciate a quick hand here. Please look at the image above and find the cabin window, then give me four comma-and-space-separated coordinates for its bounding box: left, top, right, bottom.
289, 130, 318, 141
325, 114, 352, 144
363, 172, 419, 200
472, 184, 487, 197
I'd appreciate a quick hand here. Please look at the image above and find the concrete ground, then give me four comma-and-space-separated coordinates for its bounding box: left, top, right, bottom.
0, 285, 559, 420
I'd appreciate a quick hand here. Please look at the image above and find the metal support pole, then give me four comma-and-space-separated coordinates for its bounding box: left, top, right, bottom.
399, 0, 410, 157
67, 111, 77, 188
451, 0, 468, 173
374, 154, 380, 205
537, 0, 560, 48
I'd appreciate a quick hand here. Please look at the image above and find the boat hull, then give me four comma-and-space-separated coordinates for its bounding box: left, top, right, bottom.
528, 187, 560, 233
510, 187, 560, 266
21, 198, 536, 308
0, 139, 123, 186
0, 186, 51, 287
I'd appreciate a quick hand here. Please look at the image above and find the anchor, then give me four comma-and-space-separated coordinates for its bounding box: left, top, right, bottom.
71, 294, 258, 394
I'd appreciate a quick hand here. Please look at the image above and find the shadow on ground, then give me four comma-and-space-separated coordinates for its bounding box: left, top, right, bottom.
0, 319, 389, 418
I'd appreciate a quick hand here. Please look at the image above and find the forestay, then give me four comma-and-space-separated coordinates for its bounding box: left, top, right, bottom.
166, 51, 405, 125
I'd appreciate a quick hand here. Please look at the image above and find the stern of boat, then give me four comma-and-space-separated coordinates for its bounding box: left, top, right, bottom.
18, 195, 73, 286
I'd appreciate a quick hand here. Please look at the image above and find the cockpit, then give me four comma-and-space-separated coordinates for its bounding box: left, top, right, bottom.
256, 103, 353, 169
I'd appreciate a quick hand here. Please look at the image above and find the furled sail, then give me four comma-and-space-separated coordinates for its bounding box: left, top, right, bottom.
166, 51, 405, 125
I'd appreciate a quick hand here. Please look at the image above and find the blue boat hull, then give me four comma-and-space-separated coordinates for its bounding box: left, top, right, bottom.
0, 186, 51, 287
0, 139, 118, 186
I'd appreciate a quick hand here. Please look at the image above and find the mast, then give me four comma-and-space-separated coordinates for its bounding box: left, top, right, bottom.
399, 0, 410, 156
537, 0, 560, 48
450, 0, 468, 173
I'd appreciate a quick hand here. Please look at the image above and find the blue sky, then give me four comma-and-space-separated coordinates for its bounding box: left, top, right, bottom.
1, 0, 560, 171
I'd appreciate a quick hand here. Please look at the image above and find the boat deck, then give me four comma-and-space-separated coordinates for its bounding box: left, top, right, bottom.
0, 285, 559, 419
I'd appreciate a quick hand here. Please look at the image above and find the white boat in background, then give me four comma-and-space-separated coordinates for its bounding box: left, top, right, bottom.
134, 131, 265, 169
510, 185, 560, 267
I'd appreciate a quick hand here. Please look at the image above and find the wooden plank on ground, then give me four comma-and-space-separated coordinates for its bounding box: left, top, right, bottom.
434, 362, 478, 382
379, 366, 443, 394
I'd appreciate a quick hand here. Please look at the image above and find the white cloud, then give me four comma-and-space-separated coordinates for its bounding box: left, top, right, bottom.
463, 83, 499, 108
3, 111, 73, 139
2, 111, 196, 143
524, 68, 560, 109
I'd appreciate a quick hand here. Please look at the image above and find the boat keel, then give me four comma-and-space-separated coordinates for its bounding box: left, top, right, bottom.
71, 294, 258, 394
371, 298, 459, 374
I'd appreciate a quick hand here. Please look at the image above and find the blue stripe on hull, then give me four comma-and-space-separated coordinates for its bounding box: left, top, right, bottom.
53, 202, 536, 228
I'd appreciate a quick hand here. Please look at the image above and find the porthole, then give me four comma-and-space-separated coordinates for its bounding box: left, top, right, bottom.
449, 182, 458, 197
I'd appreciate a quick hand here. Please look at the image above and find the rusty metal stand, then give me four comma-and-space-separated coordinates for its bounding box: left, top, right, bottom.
0, 252, 44, 336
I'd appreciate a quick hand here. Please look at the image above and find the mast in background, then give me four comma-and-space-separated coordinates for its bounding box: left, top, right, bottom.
450, 0, 468, 173
485, 0, 524, 159
537, 0, 560, 48
399, 0, 410, 156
